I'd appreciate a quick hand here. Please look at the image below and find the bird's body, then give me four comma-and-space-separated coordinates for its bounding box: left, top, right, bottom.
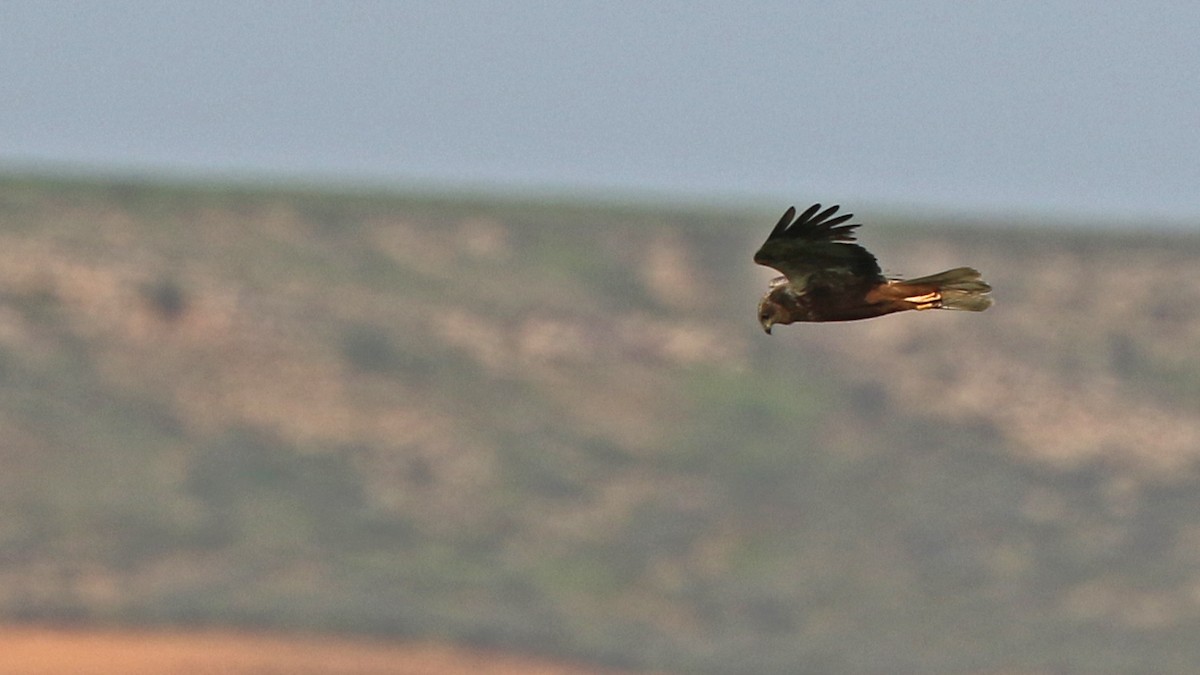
754, 204, 991, 332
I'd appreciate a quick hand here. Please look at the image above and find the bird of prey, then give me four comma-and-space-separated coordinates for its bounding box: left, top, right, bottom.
754, 204, 991, 332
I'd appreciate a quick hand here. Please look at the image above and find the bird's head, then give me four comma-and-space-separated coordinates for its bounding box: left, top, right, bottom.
757, 294, 780, 335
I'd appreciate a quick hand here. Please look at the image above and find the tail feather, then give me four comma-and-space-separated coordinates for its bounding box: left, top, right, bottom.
894, 267, 993, 312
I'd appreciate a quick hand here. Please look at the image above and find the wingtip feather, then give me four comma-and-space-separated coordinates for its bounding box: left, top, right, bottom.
759, 201, 864, 250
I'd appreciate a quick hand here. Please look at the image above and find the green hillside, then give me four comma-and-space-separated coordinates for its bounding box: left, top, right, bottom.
1, 174, 1198, 673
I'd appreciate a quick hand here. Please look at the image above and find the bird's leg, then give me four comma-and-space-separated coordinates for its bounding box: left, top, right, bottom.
903, 291, 942, 310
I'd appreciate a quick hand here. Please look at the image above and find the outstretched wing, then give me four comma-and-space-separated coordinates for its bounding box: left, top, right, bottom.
753, 204, 884, 288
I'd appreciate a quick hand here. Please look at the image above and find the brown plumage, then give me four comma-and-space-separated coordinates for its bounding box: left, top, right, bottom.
754, 204, 992, 332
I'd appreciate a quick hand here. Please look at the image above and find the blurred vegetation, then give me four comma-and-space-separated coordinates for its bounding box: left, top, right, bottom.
0, 173, 1198, 673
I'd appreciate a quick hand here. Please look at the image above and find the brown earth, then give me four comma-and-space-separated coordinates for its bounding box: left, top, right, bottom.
0, 626, 638, 675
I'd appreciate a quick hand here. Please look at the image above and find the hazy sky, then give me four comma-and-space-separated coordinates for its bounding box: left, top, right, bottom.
3, 1, 1199, 222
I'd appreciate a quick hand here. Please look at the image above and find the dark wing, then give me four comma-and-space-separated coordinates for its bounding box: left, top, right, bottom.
752, 204, 884, 287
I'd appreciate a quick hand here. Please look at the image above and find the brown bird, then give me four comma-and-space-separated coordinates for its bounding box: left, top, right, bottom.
754, 204, 992, 332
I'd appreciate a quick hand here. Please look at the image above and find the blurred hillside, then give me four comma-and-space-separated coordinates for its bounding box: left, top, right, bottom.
0, 174, 1198, 674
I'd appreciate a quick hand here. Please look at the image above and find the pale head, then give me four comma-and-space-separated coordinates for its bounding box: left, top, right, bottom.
758, 276, 794, 334
757, 292, 781, 334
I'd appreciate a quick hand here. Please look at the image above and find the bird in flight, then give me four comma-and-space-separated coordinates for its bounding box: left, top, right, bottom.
754, 204, 991, 332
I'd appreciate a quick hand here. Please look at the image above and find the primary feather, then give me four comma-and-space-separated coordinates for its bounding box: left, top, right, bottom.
753, 204, 884, 287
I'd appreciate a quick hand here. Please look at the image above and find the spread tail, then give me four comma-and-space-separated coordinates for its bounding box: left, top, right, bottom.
889, 267, 993, 311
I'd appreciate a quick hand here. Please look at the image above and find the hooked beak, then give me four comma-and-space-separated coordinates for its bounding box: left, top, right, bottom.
761, 321, 773, 335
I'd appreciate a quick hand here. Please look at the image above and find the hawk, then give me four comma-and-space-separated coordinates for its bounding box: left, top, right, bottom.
755, 204, 992, 332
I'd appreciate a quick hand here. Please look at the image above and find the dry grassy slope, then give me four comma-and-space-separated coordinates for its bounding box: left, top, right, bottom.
0, 175, 1199, 674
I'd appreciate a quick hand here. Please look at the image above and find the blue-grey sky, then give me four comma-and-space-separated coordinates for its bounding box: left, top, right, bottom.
3, 1, 1199, 222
